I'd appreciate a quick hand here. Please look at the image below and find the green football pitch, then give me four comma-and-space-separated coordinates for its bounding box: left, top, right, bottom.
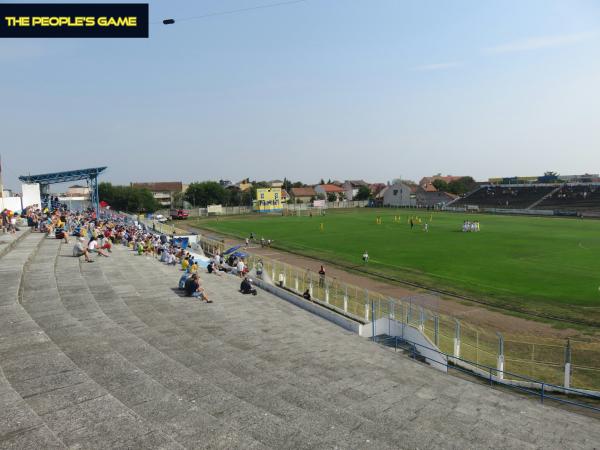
195, 209, 600, 325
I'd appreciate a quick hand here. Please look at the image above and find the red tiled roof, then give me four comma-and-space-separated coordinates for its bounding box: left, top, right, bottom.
369, 183, 386, 195
318, 184, 344, 193
290, 187, 316, 197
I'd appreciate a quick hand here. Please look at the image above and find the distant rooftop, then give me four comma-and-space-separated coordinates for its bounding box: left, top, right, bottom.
131, 182, 183, 192
290, 187, 316, 197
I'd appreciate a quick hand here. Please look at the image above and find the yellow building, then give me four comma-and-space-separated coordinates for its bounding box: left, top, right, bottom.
254, 188, 282, 213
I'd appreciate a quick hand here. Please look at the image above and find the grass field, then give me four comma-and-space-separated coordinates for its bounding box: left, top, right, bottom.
195, 208, 600, 326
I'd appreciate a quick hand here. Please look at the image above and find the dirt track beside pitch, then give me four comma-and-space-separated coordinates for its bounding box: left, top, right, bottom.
188, 224, 590, 340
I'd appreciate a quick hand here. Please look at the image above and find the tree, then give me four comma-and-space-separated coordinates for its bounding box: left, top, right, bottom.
447, 180, 467, 195
355, 185, 371, 201
185, 181, 228, 207
171, 191, 184, 208
98, 182, 160, 213
282, 177, 292, 192
327, 193, 337, 202
447, 177, 476, 195
320, 178, 325, 185
458, 176, 477, 192
432, 179, 449, 192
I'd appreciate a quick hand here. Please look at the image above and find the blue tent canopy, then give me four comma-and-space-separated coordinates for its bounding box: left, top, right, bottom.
223, 245, 242, 255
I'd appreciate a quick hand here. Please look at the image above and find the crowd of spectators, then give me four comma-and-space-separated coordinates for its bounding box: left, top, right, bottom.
1, 210, 19, 234
16, 206, 114, 260
13, 204, 265, 305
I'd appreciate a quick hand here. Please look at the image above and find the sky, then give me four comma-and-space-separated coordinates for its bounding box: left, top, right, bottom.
1, 0, 600, 191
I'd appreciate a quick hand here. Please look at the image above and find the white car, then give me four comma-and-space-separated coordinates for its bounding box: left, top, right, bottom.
155, 214, 168, 223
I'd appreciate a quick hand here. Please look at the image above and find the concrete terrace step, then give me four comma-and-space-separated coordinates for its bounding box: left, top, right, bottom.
0, 229, 31, 261
12, 238, 180, 449
97, 245, 600, 449
2, 235, 600, 448
78, 248, 398, 448
0, 233, 66, 449
53, 243, 274, 449
98, 250, 443, 447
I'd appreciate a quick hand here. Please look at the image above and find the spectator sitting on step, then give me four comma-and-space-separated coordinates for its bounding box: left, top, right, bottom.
182, 256, 191, 272
100, 236, 112, 253
88, 236, 109, 257
303, 289, 311, 300
207, 260, 223, 276
160, 245, 169, 262
240, 277, 257, 295
226, 254, 236, 267
55, 226, 69, 243
166, 250, 178, 265
184, 274, 212, 303
73, 237, 92, 262
178, 269, 191, 289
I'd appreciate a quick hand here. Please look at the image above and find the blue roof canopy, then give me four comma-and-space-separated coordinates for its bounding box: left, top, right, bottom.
19, 167, 107, 185
19, 167, 107, 214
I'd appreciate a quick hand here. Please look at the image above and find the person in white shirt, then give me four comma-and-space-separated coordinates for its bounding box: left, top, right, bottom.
362, 250, 369, 263
73, 237, 92, 262
237, 259, 246, 277
88, 237, 109, 257
9, 215, 17, 234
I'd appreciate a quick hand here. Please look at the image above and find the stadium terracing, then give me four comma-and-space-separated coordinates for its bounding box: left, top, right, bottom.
449, 183, 600, 215
1, 226, 600, 448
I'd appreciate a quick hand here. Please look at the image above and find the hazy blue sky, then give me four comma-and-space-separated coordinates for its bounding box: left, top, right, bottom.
2, 0, 599, 191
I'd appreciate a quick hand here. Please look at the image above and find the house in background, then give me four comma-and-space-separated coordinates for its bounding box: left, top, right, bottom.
270, 179, 284, 188
131, 182, 185, 208
289, 187, 316, 203
314, 184, 345, 201
237, 179, 253, 192
342, 180, 369, 200
382, 182, 415, 207
65, 184, 90, 197
369, 183, 387, 198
